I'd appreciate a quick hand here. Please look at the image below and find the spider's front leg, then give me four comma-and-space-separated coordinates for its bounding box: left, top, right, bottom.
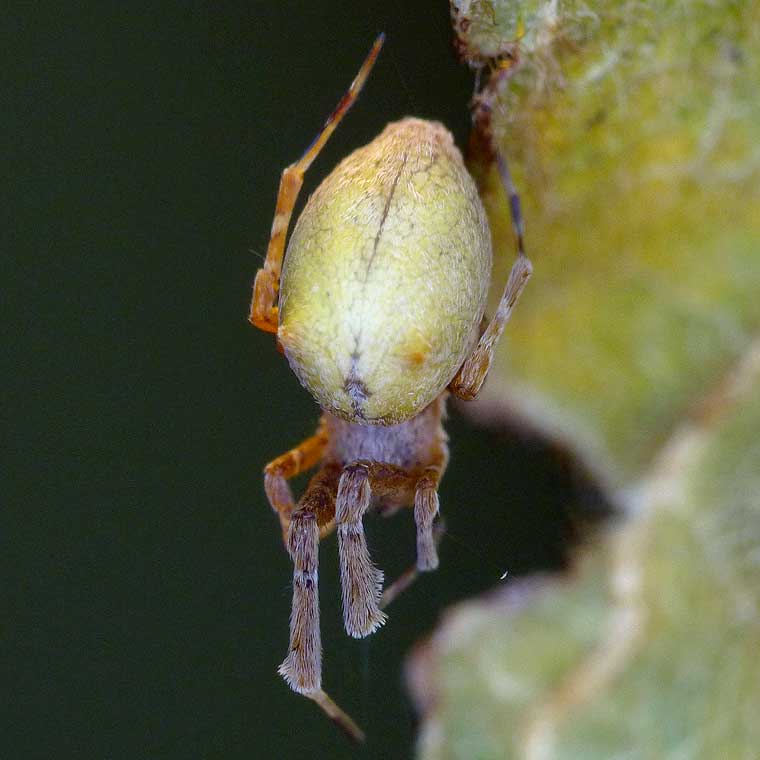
278, 464, 366, 741
278, 465, 339, 693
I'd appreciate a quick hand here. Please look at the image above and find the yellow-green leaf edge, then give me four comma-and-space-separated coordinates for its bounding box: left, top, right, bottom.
410, 1, 760, 757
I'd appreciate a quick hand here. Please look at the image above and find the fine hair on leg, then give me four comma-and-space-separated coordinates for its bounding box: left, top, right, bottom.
336, 462, 387, 638
278, 464, 339, 692
278, 510, 321, 694
278, 467, 366, 742
414, 466, 442, 571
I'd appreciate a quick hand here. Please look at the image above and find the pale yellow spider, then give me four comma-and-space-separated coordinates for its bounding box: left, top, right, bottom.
249, 33, 531, 740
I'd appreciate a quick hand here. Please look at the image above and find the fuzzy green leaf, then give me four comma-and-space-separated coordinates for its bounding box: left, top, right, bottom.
410, 1, 760, 757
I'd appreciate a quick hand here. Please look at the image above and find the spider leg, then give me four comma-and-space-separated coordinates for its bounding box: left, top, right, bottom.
337, 440, 449, 634
413, 460, 446, 571
308, 689, 365, 744
379, 424, 448, 605
380, 521, 445, 609
263, 419, 328, 541
278, 465, 365, 740
279, 465, 340, 694
249, 34, 384, 334
449, 152, 532, 400
335, 461, 390, 638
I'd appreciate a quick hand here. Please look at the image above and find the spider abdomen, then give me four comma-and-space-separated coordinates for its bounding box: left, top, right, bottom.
279, 118, 492, 425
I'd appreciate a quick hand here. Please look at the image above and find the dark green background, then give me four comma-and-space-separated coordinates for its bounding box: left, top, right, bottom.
6, 2, 604, 758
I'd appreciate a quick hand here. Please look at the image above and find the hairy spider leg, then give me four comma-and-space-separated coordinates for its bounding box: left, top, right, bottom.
449, 152, 532, 398
413, 454, 448, 571
448, 246, 532, 400
335, 431, 448, 638
335, 462, 389, 638
249, 33, 385, 334
278, 465, 339, 693
372, 442, 448, 607
274, 421, 448, 739
278, 464, 366, 741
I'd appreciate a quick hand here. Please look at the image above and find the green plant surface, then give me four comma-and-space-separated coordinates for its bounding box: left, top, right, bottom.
410, 1, 760, 757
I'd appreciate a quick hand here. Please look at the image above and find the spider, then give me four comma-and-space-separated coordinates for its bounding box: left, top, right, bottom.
249, 33, 532, 740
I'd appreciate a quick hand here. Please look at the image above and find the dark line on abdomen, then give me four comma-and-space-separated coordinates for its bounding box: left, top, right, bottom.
365, 152, 407, 279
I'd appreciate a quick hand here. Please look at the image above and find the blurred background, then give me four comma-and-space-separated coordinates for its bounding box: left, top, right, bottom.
5, 2, 604, 757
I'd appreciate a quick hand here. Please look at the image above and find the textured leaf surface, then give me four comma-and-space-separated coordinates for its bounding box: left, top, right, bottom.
410, 1, 760, 757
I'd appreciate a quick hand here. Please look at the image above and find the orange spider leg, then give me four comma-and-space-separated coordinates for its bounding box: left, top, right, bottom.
264, 419, 328, 540
449, 151, 532, 400
249, 34, 385, 334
